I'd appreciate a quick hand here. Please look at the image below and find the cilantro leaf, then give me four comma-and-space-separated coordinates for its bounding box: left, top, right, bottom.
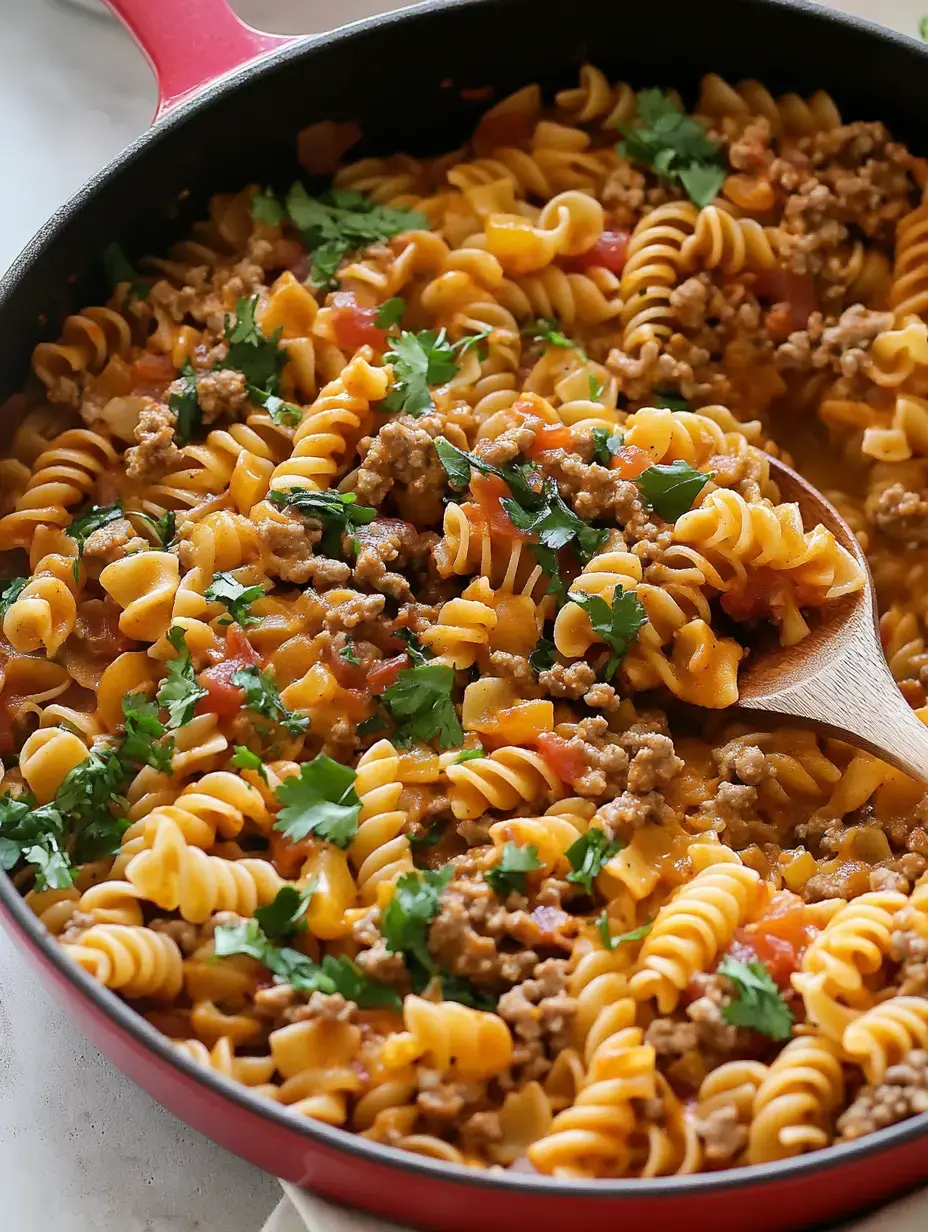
254, 885, 310, 940
589, 374, 605, 401
652, 389, 692, 413
169, 360, 201, 447
232, 665, 309, 737
432, 437, 544, 510
214, 917, 267, 962
566, 828, 623, 895
248, 385, 301, 427
128, 509, 176, 549
528, 635, 556, 674
598, 912, 652, 951
568, 588, 648, 679
357, 713, 388, 737
274, 754, 360, 848
501, 476, 608, 561
591, 427, 625, 467
0, 795, 74, 889
102, 242, 151, 300
409, 821, 445, 849
433, 437, 474, 491
340, 641, 361, 666
531, 544, 570, 604
268, 488, 376, 557
251, 188, 286, 226
67, 503, 123, 580
284, 183, 426, 290
313, 953, 403, 1009
619, 89, 726, 208
375, 297, 406, 328
381, 663, 463, 750
222, 295, 287, 394
439, 972, 497, 1010
638, 458, 712, 521
383, 329, 459, 416
205, 571, 265, 628
25, 836, 74, 892
718, 955, 795, 1041
382, 866, 453, 985
54, 747, 129, 864
0, 577, 28, 620
394, 627, 433, 668
522, 317, 585, 356
121, 692, 174, 774
485, 842, 542, 897
156, 626, 207, 730
230, 745, 268, 783
453, 746, 485, 764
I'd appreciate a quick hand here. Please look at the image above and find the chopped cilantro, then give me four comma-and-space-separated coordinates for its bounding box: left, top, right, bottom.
619, 89, 726, 208
274, 754, 360, 849
381, 663, 463, 750
589, 374, 605, 401
254, 885, 310, 940
522, 317, 585, 356
268, 488, 376, 557
0, 577, 28, 620
230, 745, 268, 783
248, 385, 301, 427
102, 242, 151, 300
383, 329, 460, 416
921, 14, 928, 41
128, 509, 176, 549
66, 503, 123, 580
652, 389, 692, 413
638, 458, 713, 521
394, 627, 433, 668
0, 795, 73, 890
382, 866, 453, 987
501, 476, 608, 561
718, 955, 795, 1041
528, 635, 557, 674
156, 626, 207, 730
356, 713, 389, 737
232, 665, 309, 737
598, 912, 652, 952
374, 296, 406, 328
568, 588, 648, 679
251, 187, 286, 226
169, 360, 201, 446
285, 183, 426, 290
566, 828, 623, 895
340, 641, 361, 666
453, 746, 485, 764
121, 692, 174, 774
531, 544, 570, 604
409, 821, 444, 849
222, 295, 287, 394
205, 571, 264, 628
438, 972, 497, 1010
52, 747, 129, 864
591, 427, 625, 467
485, 842, 543, 897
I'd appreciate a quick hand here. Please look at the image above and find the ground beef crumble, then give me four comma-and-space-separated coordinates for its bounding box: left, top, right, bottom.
124, 397, 181, 481
838, 1051, 928, 1140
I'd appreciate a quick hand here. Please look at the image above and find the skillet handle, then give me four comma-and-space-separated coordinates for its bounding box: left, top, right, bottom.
103, 0, 303, 122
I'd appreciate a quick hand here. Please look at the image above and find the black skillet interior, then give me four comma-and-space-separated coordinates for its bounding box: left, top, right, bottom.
1, 0, 927, 409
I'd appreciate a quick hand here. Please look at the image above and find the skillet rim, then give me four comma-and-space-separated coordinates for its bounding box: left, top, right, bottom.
3, 0, 928, 1201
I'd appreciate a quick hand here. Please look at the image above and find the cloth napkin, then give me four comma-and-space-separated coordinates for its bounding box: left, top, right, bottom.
261, 1178, 928, 1232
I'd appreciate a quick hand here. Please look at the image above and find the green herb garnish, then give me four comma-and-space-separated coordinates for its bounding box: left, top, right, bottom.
205, 572, 264, 628
566, 829, 623, 895
619, 89, 726, 208
567, 589, 648, 679
381, 663, 463, 750
718, 955, 795, 1041
268, 488, 376, 557
273, 754, 360, 849
485, 842, 543, 897
638, 459, 713, 521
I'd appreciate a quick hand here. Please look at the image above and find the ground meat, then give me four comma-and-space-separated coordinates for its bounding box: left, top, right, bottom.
322, 589, 385, 632
281, 991, 356, 1023
728, 117, 774, 174
550, 453, 640, 523
670, 275, 712, 331
538, 661, 596, 699
251, 506, 347, 585
869, 866, 909, 894
775, 304, 894, 378
693, 1105, 749, 1166
891, 928, 928, 997
868, 483, 928, 548
496, 958, 576, 1082
698, 783, 762, 847
473, 423, 536, 468
645, 1018, 700, 1056
621, 730, 684, 794
81, 516, 148, 564
582, 682, 623, 711
353, 518, 434, 601
487, 651, 535, 685
426, 876, 545, 988
715, 742, 773, 787
193, 368, 249, 423
646, 973, 744, 1062
416, 1070, 484, 1123
124, 396, 182, 482
550, 715, 630, 798
459, 1110, 503, 1155
351, 415, 448, 514
596, 790, 678, 836
838, 1051, 928, 1140
148, 917, 200, 956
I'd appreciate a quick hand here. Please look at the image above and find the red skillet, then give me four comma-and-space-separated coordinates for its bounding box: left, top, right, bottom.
2, 0, 928, 1227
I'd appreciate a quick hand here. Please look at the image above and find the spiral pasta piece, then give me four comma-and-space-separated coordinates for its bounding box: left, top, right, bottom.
349, 739, 414, 905
445, 745, 562, 819
382, 996, 513, 1080
747, 1037, 845, 1164
63, 924, 183, 1000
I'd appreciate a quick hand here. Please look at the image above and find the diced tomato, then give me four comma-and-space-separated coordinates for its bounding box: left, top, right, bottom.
469, 472, 528, 539
366, 653, 410, 693
269, 829, 316, 880
609, 444, 653, 479
329, 291, 388, 351
721, 569, 781, 623
526, 423, 572, 459
324, 641, 368, 691
536, 732, 586, 785
752, 269, 819, 333
196, 626, 261, 718
733, 891, 822, 989
130, 352, 176, 388
566, 230, 630, 274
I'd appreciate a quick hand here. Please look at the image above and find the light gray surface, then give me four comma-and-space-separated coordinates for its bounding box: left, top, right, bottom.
0, 0, 926, 1229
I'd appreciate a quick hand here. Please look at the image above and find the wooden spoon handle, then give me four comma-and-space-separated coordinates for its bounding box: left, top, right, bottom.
739, 632, 928, 782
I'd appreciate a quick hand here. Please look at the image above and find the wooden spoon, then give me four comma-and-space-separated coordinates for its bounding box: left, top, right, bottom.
734, 455, 928, 780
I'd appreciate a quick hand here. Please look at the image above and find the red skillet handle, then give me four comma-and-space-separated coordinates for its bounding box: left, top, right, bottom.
104, 0, 303, 122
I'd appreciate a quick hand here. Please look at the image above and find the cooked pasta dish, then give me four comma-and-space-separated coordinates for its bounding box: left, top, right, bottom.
4, 67, 928, 1177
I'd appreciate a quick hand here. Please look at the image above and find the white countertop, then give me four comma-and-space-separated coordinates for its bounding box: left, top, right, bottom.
0, 0, 925, 1228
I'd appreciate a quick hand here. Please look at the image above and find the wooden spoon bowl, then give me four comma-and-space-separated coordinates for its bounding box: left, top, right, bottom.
735, 456, 928, 780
